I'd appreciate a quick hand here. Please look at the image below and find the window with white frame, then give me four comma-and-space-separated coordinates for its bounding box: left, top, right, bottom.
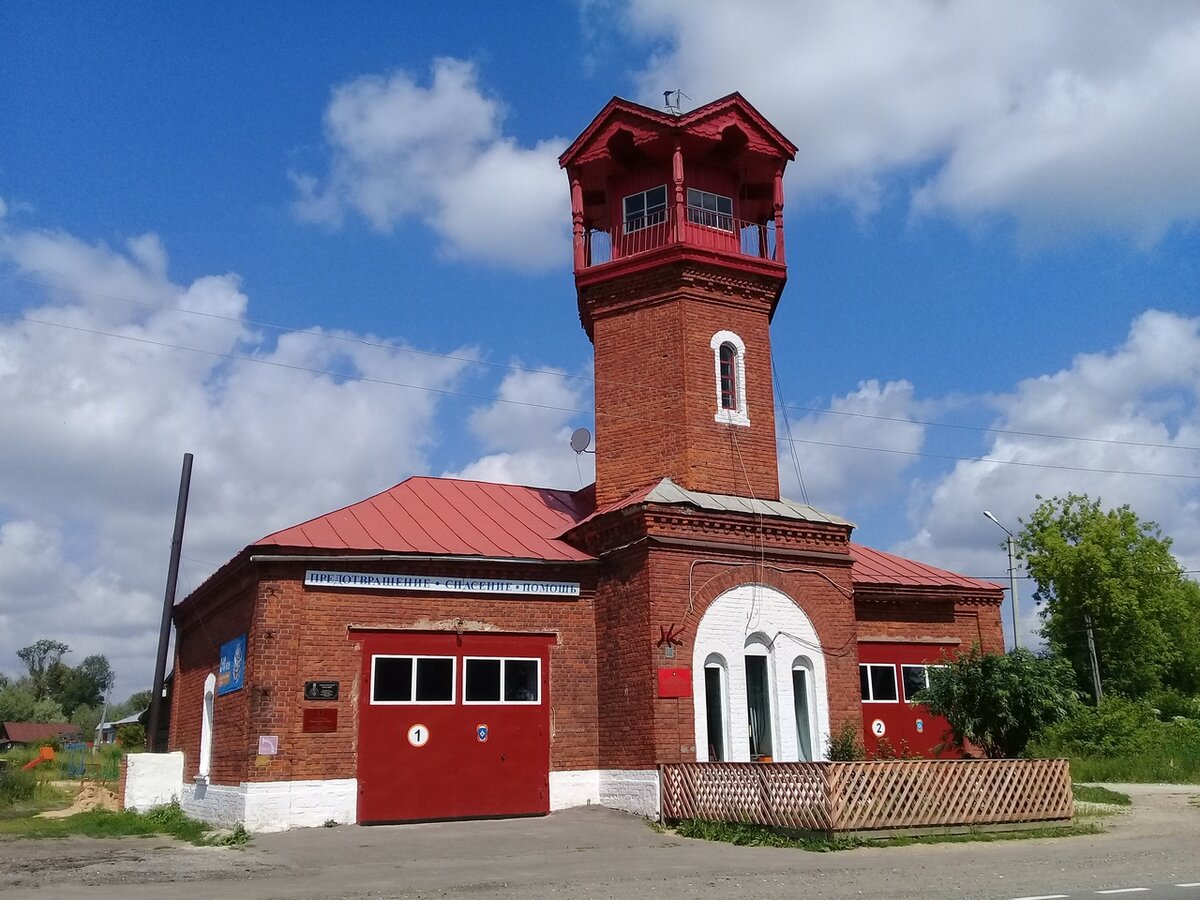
623, 185, 667, 232
791, 657, 815, 762
687, 188, 733, 231
463, 657, 541, 704
901, 664, 944, 702
859, 663, 899, 703
703, 654, 729, 762
710, 330, 749, 426
745, 636, 774, 760
371, 655, 455, 704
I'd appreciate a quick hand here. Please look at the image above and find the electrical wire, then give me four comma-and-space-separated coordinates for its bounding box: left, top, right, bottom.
7, 308, 1199, 484
5, 269, 1198, 457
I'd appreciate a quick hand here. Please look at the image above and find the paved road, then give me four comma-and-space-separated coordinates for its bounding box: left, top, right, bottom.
1, 783, 1197, 899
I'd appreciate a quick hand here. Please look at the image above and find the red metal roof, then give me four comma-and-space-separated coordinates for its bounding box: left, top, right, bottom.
255, 477, 596, 562
252, 476, 993, 592
849, 543, 1001, 593
1, 722, 82, 744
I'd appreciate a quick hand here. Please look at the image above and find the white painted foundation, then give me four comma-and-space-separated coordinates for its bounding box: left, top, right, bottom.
180, 778, 358, 832
124, 751, 184, 811
127, 755, 658, 829
550, 768, 660, 818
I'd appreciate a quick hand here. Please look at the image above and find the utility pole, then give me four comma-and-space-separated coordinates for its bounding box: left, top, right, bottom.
148, 452, 193, 752
983, 511, 1021, 650
1085, 612, 1103, 703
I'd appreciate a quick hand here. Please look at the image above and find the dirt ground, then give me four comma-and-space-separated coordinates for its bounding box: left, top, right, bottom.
0, 783, 1197, 900
35, 781, 119, 818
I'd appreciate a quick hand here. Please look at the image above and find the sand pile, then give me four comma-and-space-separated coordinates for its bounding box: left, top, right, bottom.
37, 781, 119, 818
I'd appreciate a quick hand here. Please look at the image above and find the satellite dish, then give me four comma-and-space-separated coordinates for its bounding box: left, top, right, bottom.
570, 427, 593, 454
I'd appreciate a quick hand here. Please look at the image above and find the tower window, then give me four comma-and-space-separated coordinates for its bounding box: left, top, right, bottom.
719, 342, 738, 410
623, 185, 667, 232
687, 188, 733, 231
710, 330, 750, 426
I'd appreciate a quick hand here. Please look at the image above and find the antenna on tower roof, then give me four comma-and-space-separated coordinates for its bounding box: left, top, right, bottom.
663, 89, 689, 116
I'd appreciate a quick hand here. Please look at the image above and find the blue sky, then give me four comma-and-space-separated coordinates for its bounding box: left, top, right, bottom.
1, 2, 1198, 698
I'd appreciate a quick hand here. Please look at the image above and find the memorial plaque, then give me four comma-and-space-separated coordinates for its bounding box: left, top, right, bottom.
304, 680, 339, 701
303, 708, 338, 733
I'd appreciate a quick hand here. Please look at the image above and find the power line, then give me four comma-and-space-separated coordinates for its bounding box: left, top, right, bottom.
7, 310, 1200, 483
780, 435, 1200, 481
5, 270, 1198, 457
0, 272, 594, 385
784, 404, 1200, 454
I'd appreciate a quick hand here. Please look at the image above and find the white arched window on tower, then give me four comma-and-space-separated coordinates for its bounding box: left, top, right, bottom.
710, 330, 749, 426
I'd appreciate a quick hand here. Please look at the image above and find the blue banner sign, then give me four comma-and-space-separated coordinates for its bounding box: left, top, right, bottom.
217, 634, 247, 696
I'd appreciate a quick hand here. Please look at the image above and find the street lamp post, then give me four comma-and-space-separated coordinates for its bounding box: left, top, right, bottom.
983, 510, 1020, 651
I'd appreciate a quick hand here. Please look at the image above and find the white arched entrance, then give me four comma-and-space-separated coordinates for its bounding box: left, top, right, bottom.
691, 584, 830, 762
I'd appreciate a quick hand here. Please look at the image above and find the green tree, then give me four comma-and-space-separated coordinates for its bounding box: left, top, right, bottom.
70, 702, 104, 739
56, 654, 115, 715
0, 684, 37, 721
917, 646, 1079, 758
16, 639, 70, 700
1018, 494, 1200, 699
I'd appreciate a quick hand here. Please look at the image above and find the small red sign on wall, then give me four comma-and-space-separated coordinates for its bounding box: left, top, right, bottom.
657, 668, 692, 698
303, 708, 338, 733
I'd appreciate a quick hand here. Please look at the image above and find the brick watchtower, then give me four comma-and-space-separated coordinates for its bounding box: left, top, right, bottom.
559, 94, 797, 506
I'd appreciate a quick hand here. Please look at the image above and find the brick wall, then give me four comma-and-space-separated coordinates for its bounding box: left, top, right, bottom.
854, 594, 1005, 655
586, 261, 783, 505
175, 557, 599, 785
170, 566, 256, 784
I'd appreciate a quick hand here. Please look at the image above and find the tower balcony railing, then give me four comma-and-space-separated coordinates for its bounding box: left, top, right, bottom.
581, 209, 780, 269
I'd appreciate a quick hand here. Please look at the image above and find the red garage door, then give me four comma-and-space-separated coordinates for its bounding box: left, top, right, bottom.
355, 631, 553, 824
858, 642, 958, 759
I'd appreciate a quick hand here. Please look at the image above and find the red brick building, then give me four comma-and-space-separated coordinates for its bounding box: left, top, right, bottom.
166, 93, 1002, 830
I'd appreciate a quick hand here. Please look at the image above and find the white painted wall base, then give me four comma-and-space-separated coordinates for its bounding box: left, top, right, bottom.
124, 752, 184, 812
243, 779, 357, 832
550, 769, 660, 818
180, 778, 358, 832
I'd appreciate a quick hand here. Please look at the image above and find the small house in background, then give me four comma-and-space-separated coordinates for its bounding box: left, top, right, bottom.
0, 722, 81, 752
96, 709, 148, 745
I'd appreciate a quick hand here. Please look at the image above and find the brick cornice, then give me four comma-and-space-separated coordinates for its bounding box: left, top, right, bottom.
577, 255, 784, 339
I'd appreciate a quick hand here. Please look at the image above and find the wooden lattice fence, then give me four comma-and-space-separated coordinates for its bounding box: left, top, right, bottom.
660, 758, 1073, 835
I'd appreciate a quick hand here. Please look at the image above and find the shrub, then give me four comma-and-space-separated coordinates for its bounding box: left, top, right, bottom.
1033, 696, 1159, 758
116, 723, 145, 751
0, 763, 36, 806
826, 722, 865, 761
1146, 689, 1200, 722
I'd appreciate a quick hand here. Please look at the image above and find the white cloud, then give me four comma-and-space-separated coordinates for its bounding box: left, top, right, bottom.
448, 367, 595, 489
894, 309, 1200, 647
0, 225, 474, 696
780, 379, 925, 510
621, 0, 1200, 239
293, 58, 571, 270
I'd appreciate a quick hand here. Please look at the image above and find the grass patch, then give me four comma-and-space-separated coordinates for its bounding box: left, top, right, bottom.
1066, 755, 1200, 784
671, 818, 1103, 851
0, 781, 73, 822
674, 818, 863, 851
0, 801, 249, 847
875, 823, 1104, 846
1072, 784, 1132, 806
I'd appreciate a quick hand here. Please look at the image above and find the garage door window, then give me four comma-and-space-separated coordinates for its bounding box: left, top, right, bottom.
371, 655, 455, 704
464, 657, 541, 704
859, 663, 898, 703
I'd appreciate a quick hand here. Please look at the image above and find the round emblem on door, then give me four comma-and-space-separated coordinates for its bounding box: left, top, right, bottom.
477, 724, 488, 742
407, 724, 430, 748
871, 718, 886, 737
